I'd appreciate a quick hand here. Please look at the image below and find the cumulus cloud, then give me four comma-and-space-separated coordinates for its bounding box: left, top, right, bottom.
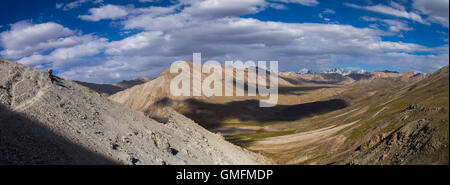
79, 4, 129, 21
124, 11, 190, 31
16, 36, 107, 68
46, 38, 107, 61
183, 0, 266, 18
73, 15, 443, 82
0, 21, 75, 59
0, 20, 108, 71
1, 0, 448, 83
58, 56, 169, 83
105, 31, 164, 55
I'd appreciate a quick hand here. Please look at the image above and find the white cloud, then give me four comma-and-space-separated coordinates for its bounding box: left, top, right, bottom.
105, 31, 164, 55
1, 0, 448, 83
183, 0, 266, 18
134, 5, 179, 15
322, 8, 335, 14
81, 15, 443, 82
361, 16, 413, 32
0, 20, 108, 70
56, 0, 103, 11
345, 3, 427, 24
58, 55, 172, 83
319, 8, 336, 21
79, 4, 128, 21
48, 37, 107, 62
271, 0, 319, 6
413, 0, 449, 27
0, 21, 75, 59
55, 3, 63, 9
139, 0, 159, 2
124, 11, 189, 31
16, 36, 107, 68
268, 3, 287, 10
345, 0, 449, 27
389, 1, 406, 11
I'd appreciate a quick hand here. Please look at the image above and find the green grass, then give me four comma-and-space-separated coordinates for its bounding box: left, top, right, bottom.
389, 101, 410, 111
206, 120, 291, 129
296, 153, 332, 165
347, 119, 377, 141
225, 130, 296, 148
224, 136, 255, 148
346, 101, 408, 141
381, 119, 401, 133
227, 120, 291, 127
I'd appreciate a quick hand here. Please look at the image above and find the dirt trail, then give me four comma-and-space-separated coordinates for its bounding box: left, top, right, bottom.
331, 108, 359, 119
252, 120, 359, 150
371, 107, 388, 119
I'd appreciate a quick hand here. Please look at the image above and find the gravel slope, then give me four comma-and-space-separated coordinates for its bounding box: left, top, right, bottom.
0, 59, 268, 165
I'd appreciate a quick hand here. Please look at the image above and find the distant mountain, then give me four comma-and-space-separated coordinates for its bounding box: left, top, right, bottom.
375, 70, 399, 73
113, 77, 152, 89
279, 70, 422, 85
324, 68, 351, 75
298, 68, 313, 74
75, 77, 151, 96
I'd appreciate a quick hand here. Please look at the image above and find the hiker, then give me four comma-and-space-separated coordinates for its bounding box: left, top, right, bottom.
48, 69, 54, 83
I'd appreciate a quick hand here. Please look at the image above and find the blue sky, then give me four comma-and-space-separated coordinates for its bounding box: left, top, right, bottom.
0, 0, 448, 83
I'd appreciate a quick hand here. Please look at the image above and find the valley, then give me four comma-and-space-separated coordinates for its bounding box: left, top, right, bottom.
106, 61, 448, 165
2, 57, 447, 165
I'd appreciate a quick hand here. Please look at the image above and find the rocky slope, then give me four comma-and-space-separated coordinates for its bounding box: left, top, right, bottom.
341, 66, 449, 164
249, 66, 448, 165
0, 59, 267, 165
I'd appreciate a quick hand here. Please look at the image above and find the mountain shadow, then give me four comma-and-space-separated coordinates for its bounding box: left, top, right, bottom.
0, 104, 118, 165
178, 98, 348, 128
278, 86, 331, 95
233, 78, 331, 95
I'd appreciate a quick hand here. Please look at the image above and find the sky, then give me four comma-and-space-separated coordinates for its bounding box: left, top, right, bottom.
0, 0, 448, 84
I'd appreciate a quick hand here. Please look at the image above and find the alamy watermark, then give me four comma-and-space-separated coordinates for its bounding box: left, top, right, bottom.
169, 53, 278, 107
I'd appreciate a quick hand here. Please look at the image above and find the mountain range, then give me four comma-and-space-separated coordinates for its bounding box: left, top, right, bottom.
1, 58, 447, 165
106, 61, 447, 164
